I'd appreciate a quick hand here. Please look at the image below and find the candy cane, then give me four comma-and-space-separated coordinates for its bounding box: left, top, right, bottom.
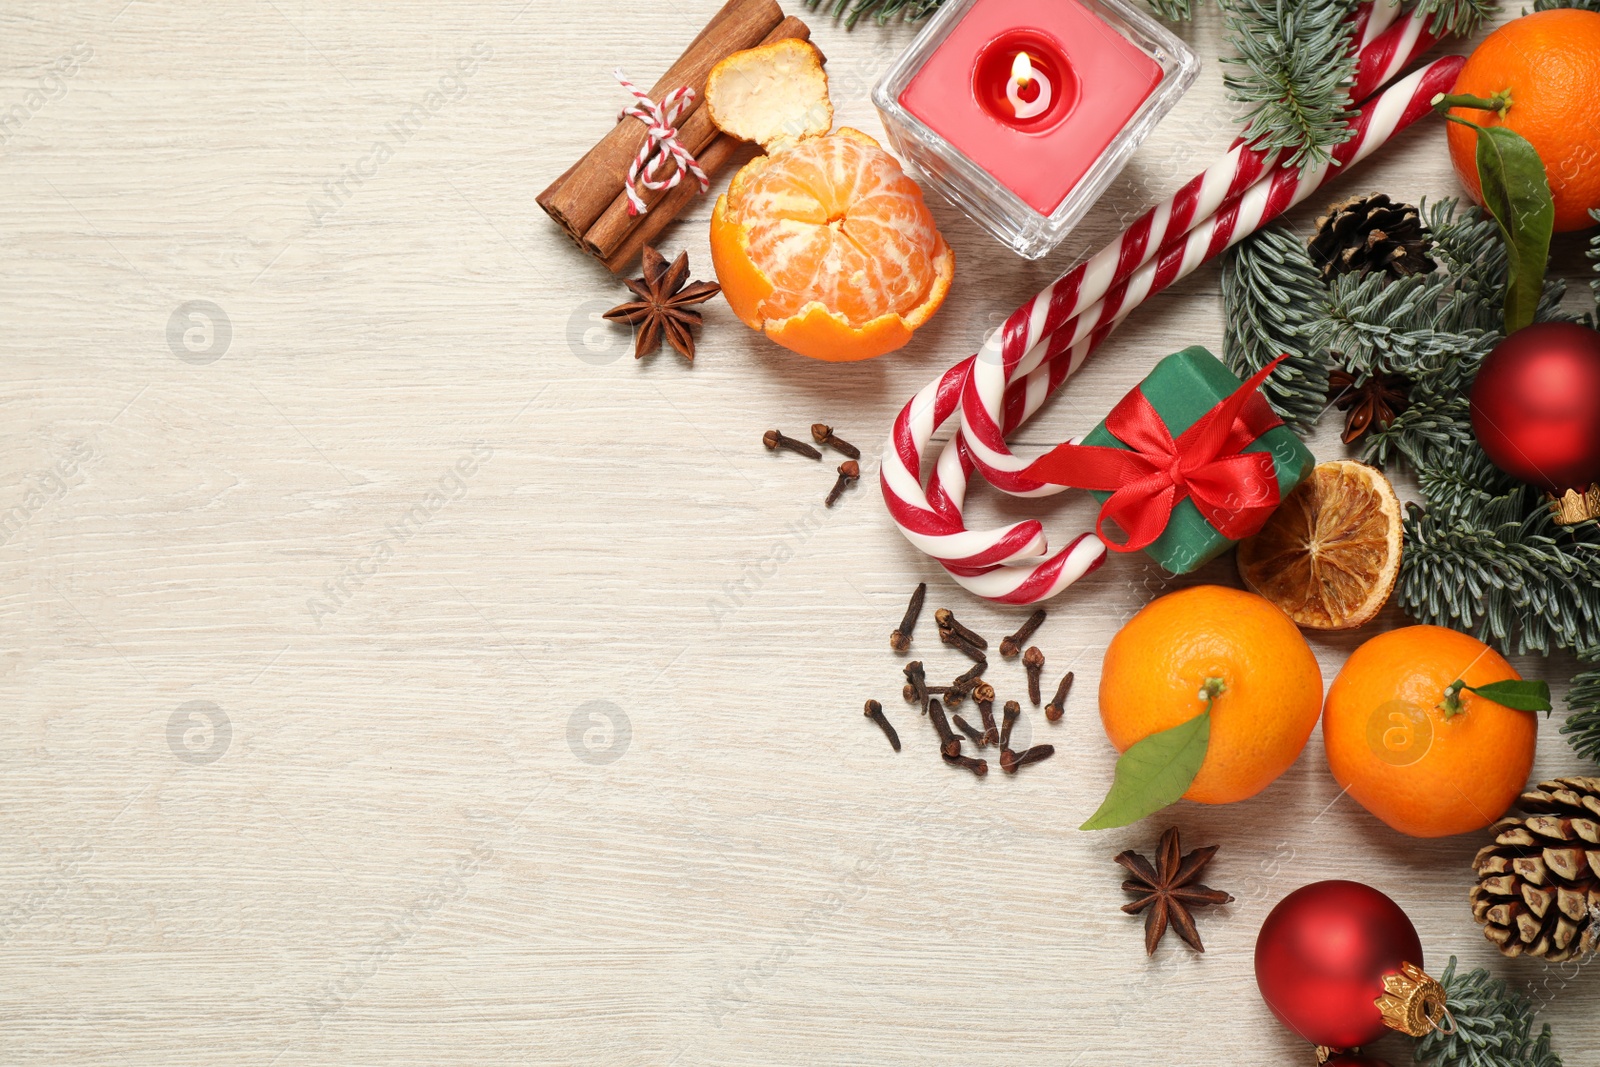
1353, 5, 1442, 102
1356, 0, 1402, 47
882, 57, 1465, 603
961, 16, 1448, 495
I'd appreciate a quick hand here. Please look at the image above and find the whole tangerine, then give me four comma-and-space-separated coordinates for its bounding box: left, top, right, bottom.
1323, 625, 1537, 838
1099, 585, 1324, 805
1445, 9, 1600, 233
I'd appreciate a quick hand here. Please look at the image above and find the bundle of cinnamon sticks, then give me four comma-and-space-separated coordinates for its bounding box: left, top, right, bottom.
537, 0, 818, 274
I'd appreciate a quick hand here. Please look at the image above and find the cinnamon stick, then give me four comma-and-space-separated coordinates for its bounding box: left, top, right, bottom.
537, 0, 783, 241
538, 0, 746, 221
583, 15, 816, 263
688, 0, 756, 52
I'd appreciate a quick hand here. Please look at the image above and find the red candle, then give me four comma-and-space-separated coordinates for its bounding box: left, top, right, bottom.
899, 0, 1164, 215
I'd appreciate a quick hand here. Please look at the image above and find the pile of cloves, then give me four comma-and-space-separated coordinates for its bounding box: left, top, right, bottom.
763, 424, 861, 507
864, 584, 1075, 779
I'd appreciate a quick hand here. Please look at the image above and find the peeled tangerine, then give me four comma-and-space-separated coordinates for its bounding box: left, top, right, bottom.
705, 39, 954, 361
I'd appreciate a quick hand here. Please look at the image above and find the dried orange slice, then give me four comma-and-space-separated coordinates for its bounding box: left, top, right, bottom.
1236, 460, 1403, 630
705, 40, 954, 362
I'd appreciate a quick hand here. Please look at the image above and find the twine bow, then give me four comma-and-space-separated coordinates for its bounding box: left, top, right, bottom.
614, 69, 710, 217
1021, 356, 1290, 553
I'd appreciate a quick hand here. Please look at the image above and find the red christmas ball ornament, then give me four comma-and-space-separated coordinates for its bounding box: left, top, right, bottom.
1470, 321, 1600, 522
1255, 881, 1445, 1052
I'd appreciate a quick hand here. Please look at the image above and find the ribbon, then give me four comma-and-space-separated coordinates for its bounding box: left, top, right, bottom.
1021, 356, 1290, 553
614, 70, 711, 217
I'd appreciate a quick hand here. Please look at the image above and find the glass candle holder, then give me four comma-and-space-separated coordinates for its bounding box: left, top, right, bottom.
873, 0, 1198, 260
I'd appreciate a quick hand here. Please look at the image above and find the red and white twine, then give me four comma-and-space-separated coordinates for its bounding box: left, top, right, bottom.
614, 69, 710, 217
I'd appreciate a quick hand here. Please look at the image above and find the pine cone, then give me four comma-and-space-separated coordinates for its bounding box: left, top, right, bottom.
1308, 193, 1437, 282
1470, 777, 1600, 963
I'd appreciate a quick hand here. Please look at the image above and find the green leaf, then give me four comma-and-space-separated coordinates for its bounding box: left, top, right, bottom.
1471, 124, 1555, 333
1463, 678, 1554, 713
1080, 710, 1210, 830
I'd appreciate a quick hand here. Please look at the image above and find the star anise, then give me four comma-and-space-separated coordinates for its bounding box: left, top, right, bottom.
1114, 827, 1233, 955
603, 245, 721, 361
1328, 366, 1411, 444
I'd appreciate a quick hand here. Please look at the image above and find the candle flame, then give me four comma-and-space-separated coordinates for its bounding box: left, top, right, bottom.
1011, 50, 1034, 88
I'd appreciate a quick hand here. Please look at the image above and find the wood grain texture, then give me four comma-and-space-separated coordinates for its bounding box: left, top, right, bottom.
1, 2, 1597, 1064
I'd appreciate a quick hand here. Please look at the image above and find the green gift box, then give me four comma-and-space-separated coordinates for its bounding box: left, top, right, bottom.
1076, 346, 1314, 575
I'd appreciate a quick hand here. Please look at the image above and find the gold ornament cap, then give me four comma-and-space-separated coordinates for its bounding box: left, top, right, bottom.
1550, 484, 1600, 525
1375, 961, 1449, 1037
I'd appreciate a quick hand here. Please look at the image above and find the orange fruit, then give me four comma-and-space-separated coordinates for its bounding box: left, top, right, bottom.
710, 128, 954, 361
1323, 625, 1537, 838
703, 39, 952, 361
1099, 586, 1324, 805
1236, 460, 1402, 630
1445, 9, 1600, 233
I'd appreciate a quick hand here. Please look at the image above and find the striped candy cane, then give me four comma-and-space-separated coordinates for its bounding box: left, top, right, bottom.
882, 57, 1465, 604
614, 70, 711, 217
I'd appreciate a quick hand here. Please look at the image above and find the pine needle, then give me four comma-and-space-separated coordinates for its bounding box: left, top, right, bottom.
1590, 208, 1600, 319
803, 0, 945, 26
1564, 667, 1600, 766
1534, 0, 1600, 13
1416, 957, 1564, 1067
1221, 227, 1330, 431
1220, 0, 1361, 171
1145, 0, 1195, 18
1412, 0, 1499, 36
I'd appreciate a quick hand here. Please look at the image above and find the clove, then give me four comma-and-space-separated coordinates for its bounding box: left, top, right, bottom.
951, 712, 986, 747
942, 751, 988, 777
940, 627, 988, 665
951, 660, 987, 692
811, 423, 861, 460
927, 699, 961, 759
889, 582, 926, 653
864, 699, 900, 752
998, 608, 1047, 658
973, 682, 999, 747
1023, 646, 1046, 705
1044, 671, 1075, 723
903, 660, 928, 712
999, 744, 1055, 774
825, 460, 860, 508
934, 608, 988, 650
999, 700, 1021, 750
763, 428, 821, 459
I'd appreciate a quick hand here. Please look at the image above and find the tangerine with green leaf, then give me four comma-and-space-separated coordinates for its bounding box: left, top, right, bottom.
1323, 625, 1541, 838
1098, 586, 1324, 806
1445, 8, 1600, 233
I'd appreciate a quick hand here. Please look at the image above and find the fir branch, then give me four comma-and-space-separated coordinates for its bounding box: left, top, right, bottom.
803, 0, 944, 26
1308, 270, 1494, 377
1362, 386, 1477, 470
1145, 0, 1195, 18
1426, 198, 1511, 332
1416, 957, 1563, 1067
1535, 0, 1600, 11
1397, 502, 1506, 637
1412, 0, 1499, 36
1220, 0, 1361, 171
1591, 208, 1600, 315
1564, 666, 1600, 765
1399, 465, 1600, 656
1221, 227, 1330, 432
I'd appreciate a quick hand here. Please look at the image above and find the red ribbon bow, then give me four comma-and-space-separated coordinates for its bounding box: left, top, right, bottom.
1022, 356, 1289, 553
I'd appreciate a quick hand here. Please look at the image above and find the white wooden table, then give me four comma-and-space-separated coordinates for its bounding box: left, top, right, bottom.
3, 2, 1597, 1064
